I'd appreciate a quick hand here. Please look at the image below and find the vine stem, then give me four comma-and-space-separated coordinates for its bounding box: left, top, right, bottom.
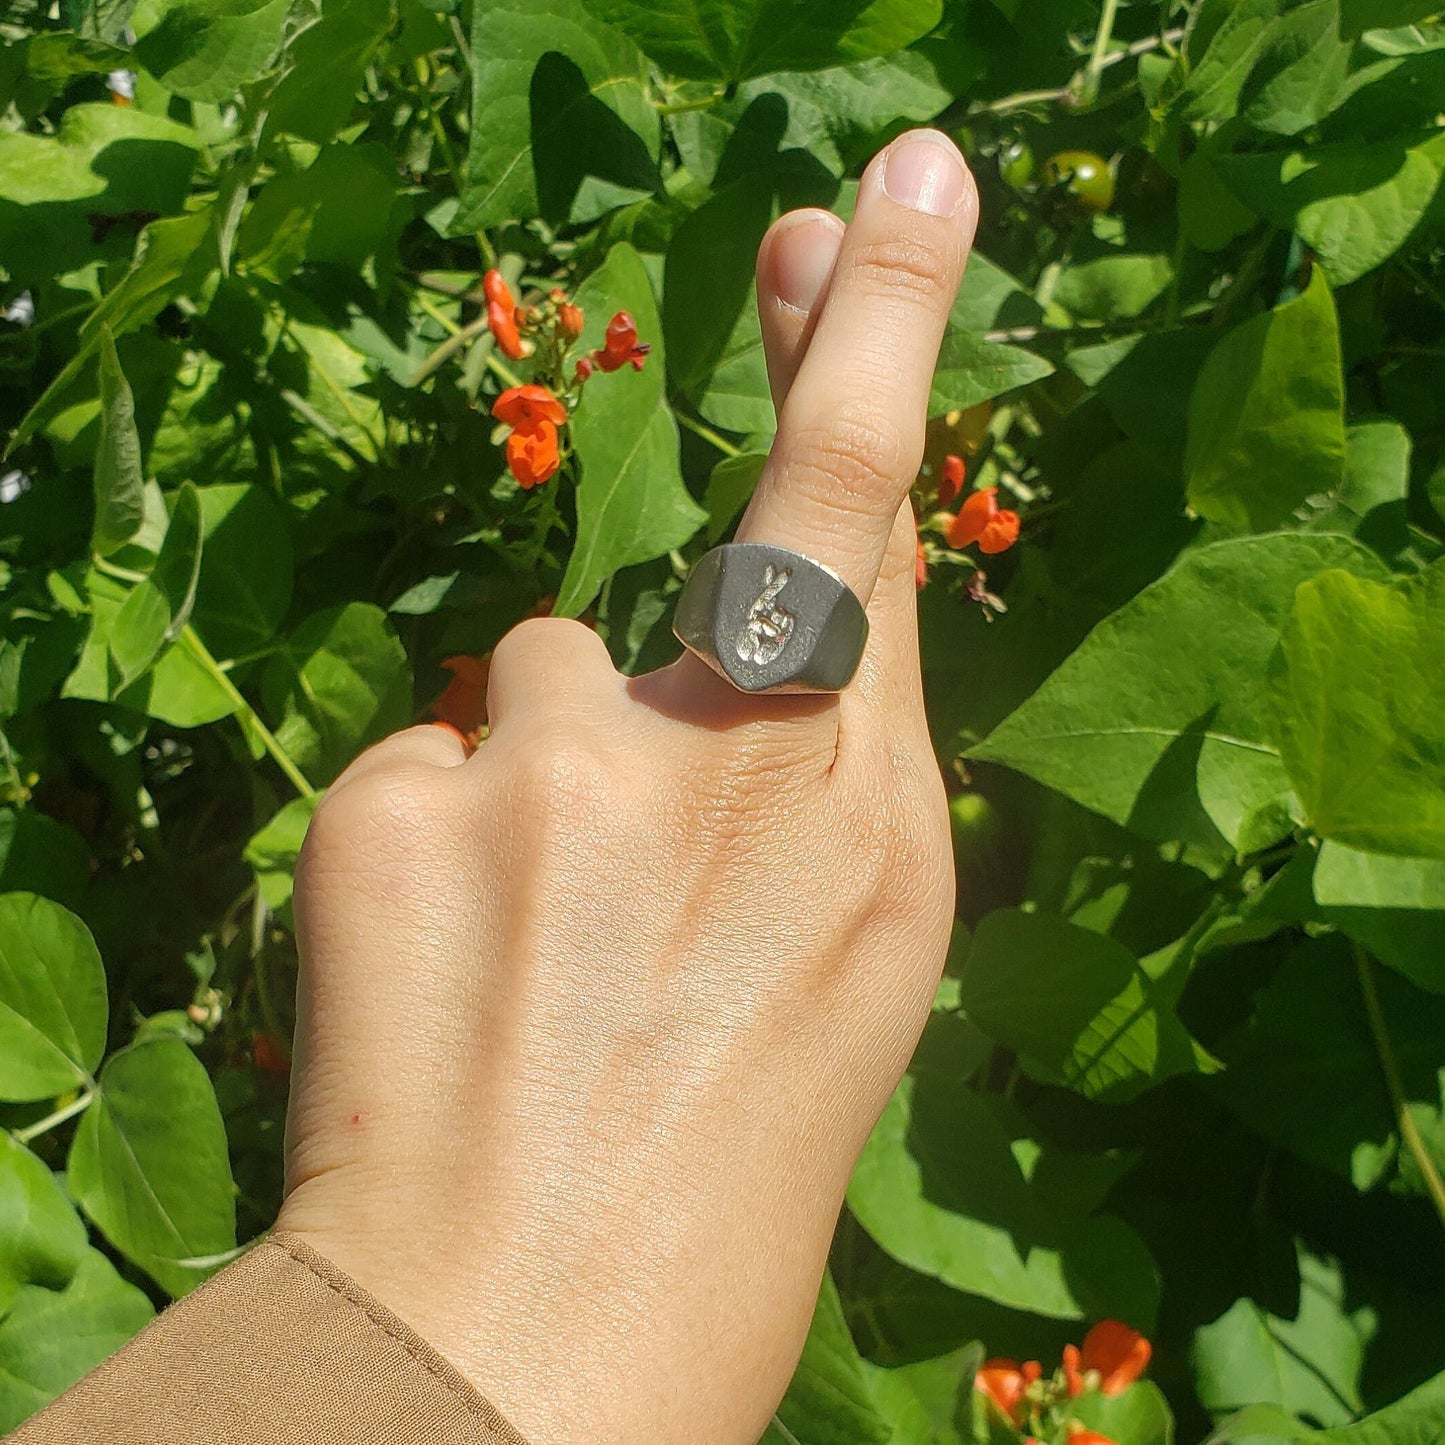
1354, 942, 1445, 1231
675, 409, 741, 457
179, 626, 316, 800
13, 1088, 95, 1144
1088, 0, 1122, 86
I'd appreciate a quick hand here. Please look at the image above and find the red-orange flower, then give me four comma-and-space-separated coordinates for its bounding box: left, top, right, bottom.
1064, 1342, 1085, 1397
492, 384, 567, 430
975, 1358, 1042, 1423
487, 300, 529, 359
433, 653, 491, 743
594, 310, 650, 372
483, 269, 513, 309
252, 1031, 289, 1078
506, 419, 560, 487
939, 453, 966, 507
947, 486, 1020, 554
1080, 1321, 1151, 1395
1068, 1431, 1119, 1445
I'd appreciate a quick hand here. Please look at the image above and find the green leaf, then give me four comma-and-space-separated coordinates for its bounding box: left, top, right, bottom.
1340, 0, 1444, 36
1184, 0, 1293, 122
68, 1037, 237, 1298
1238, 0, 1353, 135
1314, 842, 1445, 911
11, 33, 131, 110
261, 602, 410, 783
265, 0, 392, 144
970, 535, 1389, 853
0, 1133, 89, 1315
1191, 1243, 1374, 1428
581, 0, 942, 83
705, 452, 766, 544
1179, 147, 1259, 253
0, 811, 89, 910
671, 51, 952, 186
858, 1345, 981, 1445
238, 143, 403, 282
1185, 270, 1346, 533
763, 1273, 892, 1445
1070, 1382, 1176, 1445
848, 1071, 1158, 1321
10, 209, 216, 454
1271, 563, 1445, 861
557, 244, 706, 617
1216, 130, 1445, 287
456, 0, 660, 232
0, 1249, 153, 1435
1052, 248, 1173, 325
665, 158, 838, 401
63, 569, 240, 727
929, 329, 1055, 416
91, 330, 146, 558
108, 482, 204, 693
0, 893, 106, 1103
132, 0, 294, 100
1320, 1368, 1445, 1444
188, 483, 294, 660
1312, 843, 1445, 995
1206, 1404, 1313, 1444
960, 909, 1217, 1102
1216, 934, 1445, 1190
0, 103, 198, 290
244, 794, 320, 916
1299, 420, 1412, 558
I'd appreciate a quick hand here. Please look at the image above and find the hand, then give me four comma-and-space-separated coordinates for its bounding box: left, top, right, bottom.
277, 129, 978, 1444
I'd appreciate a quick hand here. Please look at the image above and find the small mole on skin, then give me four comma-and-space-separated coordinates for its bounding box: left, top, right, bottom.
350, 1113, 361, 1124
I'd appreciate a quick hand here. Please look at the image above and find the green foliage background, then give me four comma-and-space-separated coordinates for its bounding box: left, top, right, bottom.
2, 0, 1445, 1439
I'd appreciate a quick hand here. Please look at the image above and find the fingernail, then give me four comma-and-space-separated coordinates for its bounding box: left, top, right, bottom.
882, 130, 967, 218
770, 210, 844, 315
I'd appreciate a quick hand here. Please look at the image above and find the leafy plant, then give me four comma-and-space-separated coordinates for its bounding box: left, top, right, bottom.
3, 0, 1445, 1440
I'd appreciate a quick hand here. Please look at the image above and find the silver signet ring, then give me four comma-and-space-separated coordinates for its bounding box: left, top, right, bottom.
671, 542, 869, 694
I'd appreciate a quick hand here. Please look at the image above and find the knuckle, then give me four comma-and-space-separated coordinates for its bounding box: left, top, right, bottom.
501, 733, 615, 815
299, 775, 440, 878
493, 615, 600, 669
848, 232, 955, 312
785, 403, 912, 511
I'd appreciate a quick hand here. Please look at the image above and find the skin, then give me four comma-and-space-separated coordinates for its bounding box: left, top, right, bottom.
278, 129, 980, 1444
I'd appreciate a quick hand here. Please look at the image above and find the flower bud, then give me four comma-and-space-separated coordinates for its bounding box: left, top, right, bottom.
487, 300, 530, 360
482, 269, 514, 311
939, 453, 966, 508
558, 302, 584, 339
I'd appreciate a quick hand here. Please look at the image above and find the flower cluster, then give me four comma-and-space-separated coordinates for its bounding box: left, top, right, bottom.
482, 268, 649, 489
975, 1321, 1151, 1445
575, 311, 649, 379
915, 449, 1022, 610
492, 384, 567, 489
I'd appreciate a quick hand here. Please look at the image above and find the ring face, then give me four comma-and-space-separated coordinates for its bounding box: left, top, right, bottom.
672, 542, 869, 693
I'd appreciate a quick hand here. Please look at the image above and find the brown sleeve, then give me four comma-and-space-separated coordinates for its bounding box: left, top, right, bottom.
8, 1232, 530, 1445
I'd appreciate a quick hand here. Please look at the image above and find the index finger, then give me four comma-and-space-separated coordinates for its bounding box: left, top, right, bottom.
734, 129, 977, 604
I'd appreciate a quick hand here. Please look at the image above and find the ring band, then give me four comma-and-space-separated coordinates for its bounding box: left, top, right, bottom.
672, 542, 869, 694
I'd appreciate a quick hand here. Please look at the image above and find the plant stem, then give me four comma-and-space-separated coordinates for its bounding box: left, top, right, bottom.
656, 89, 727, 115
179, 626, 316, 800
485, 353, 525, 390
410, 290, 495, 388
13, 1088, 95, 1144
675, 410, 741, 457
1354, 942, 1445, 1232
969, 87, 1068, 116
1089, 0, 1122, 86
